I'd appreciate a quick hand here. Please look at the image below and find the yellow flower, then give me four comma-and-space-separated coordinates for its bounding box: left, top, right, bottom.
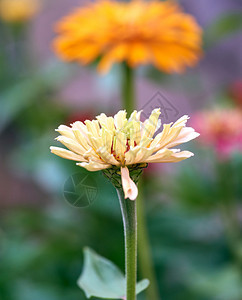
53, 0, 202, 73
50, 109, 199, 200
0, 0, 40, 23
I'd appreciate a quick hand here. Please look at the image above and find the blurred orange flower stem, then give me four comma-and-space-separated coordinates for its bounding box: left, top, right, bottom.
122, 63, 135, 115
121, 63, 160, 300
137, 177, 161, 300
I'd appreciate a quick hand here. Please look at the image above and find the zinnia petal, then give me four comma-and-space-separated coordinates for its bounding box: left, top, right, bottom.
166, 127, 200, 148
77, 160, 111, 171
160, 150, 194, 163
121, 166, 138, 201
50, 146, 87, 162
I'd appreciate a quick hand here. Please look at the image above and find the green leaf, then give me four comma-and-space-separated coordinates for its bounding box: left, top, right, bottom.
189, 266, 242, 300
77, 247, 149, 299
136, 279, 150, 295
205, 13, 242, 48
0, 61, 71, 133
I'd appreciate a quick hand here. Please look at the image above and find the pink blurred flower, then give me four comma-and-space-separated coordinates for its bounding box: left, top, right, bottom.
191, 109, 242, 159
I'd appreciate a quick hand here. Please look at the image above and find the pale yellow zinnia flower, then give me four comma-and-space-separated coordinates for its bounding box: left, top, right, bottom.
50, 109, 199, 200
0, 0, 40, 23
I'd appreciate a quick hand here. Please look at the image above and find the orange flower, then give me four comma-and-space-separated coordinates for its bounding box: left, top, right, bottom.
0, 0, 40, 23
53, 0, 202, 73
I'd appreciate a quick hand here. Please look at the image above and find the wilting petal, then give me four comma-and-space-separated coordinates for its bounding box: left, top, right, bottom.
121, 166, 138, 200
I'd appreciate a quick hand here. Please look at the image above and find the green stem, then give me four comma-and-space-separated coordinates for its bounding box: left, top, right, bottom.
121, 63, 161, 300
117, 188, 137, 300
122, 63, 135, 115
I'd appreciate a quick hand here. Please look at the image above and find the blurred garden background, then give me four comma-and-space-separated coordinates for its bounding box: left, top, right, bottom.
0, 0, 242, 299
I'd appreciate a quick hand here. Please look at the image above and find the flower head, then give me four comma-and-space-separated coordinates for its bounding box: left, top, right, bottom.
51, 109, 199, 200
53, 0, 202, 73
191, 109, 242, 159
0, 0, 40, 23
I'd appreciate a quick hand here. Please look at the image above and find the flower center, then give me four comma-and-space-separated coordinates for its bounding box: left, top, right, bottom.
111, 138, 137, 163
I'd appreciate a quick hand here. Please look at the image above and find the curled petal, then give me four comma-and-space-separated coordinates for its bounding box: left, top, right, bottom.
152, 115, 192, 151
121, 166, 138, 201
166, 127, 200, 148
